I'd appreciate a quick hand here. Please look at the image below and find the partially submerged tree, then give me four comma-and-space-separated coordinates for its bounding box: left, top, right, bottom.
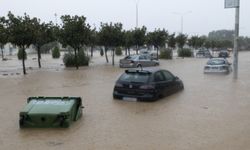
176, 33, 188, 49
7, 12, 36, 74
132, 26, 147, 54
123, 30, 134, 56
60, 15, 91, 69
147, 29, 168, 59
33, 21, 55, 68
0, 17, 8, 61
98, 22, 123, 65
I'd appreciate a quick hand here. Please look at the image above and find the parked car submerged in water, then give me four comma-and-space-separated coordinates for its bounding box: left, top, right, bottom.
113, 69, 184, 101
218, 50, 230, 58
196, 49, 212, 58
204, 58, 232, 74
119, 55, 159, 68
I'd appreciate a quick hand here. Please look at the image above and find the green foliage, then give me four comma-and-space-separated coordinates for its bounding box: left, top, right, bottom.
160, 48, 172, 59
0, 17, 8, 49
115, 47, 122, 56
124, 30, 134, 49
188, 36, 206, 49
17, 49, 27, 60
178, 48, 192, 57
63, 50, 89, 67
60, 15, 91, 50
52, 46, 60, 58
176, 33, 188, 49
147, 29, 168, 49
132, 26, 147, 47
168, 33, 176, 49
100, 48, 104, 56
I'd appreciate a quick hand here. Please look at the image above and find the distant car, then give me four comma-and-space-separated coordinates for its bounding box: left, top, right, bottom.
196, 49, 211, 58
119, 55, 159, 68
113, 69, 184, 101
218, 50, 229, 58
140, 50, 158, 60
204, 58, 232, 74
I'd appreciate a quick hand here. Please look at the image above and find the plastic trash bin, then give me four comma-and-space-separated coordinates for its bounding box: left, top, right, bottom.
19, 97, 83, 128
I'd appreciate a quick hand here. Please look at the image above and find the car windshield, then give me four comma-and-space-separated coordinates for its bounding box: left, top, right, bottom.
119, 73, 150, 83
124, 55, 137, 60
207, 59, 225, 65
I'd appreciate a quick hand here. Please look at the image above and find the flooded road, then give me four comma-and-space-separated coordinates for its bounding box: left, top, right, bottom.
1, 52, 250, 150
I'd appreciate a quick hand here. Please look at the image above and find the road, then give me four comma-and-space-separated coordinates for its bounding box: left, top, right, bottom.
0, 51, 250, 150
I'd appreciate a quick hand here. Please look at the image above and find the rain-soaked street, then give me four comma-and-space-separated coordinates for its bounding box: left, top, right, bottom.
1, 51, 250, 150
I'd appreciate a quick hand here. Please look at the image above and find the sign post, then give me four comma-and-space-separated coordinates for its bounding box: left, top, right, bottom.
225, 0, 240, 79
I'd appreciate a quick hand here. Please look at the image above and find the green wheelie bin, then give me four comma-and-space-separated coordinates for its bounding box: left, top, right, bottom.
19, 97, 83, 128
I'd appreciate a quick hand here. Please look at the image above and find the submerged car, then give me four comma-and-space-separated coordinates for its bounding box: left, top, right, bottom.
196, 49, 211, 58
119, 55, 159, 68
204, 58, 232, 74
113, 69, 184, 101
218, 50, 229, 58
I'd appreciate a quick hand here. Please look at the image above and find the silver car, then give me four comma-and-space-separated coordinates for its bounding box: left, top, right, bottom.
204, 58, 232, 74
119, 55, 159, 68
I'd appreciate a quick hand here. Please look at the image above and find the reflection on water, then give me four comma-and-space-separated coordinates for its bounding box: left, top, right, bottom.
0, 52, 250, 150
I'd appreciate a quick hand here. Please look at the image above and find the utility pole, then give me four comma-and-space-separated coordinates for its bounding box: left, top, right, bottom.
135, 0, 140, 28
172, 11, 192, 34
225, 0, 240, 79
233, 3, 240, 79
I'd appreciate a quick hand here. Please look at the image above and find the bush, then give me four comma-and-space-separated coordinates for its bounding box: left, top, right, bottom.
178, 48, 192, 57
52, 46, 60, 58
17, 49, 27, 60
63, 50, 89, 67
115, 47, 122, 56
160, 48, 172, 59
100, 48, 104, 56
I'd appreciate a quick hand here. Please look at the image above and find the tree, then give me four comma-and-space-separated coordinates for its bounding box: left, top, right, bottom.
188, 36, 206, 49
33, 21, 55, 68
147, 29, 168, 59
167, 33, 176, 50
0, 17, 8, 61
123, 30, 134, 56
176, 33, 188, 49
132, 26, 147, 54
89, 28, 98, 57
60, 15, 91, 69
98, 22, 123, 65
7, 12, 36, 75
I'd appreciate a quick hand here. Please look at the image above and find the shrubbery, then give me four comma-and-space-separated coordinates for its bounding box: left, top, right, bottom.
178, 48, 192, 57
52, 46, 60, 58
63, 50, 89, 67
159, 48, 172, 59
115, 47, 122, 56
17, 49, 27, 60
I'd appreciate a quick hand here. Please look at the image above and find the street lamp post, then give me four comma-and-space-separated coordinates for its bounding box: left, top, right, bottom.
172, 11, 192, 33
135, 0, 140, 28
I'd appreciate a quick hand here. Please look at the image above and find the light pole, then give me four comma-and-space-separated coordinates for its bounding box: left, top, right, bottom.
135, 0, 140, 28
172, 11, 192, 33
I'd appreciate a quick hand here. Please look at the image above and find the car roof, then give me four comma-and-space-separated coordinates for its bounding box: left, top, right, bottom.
125, 68, 164, 74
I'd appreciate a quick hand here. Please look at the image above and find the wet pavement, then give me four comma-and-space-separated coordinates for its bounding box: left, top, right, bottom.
0, 51, 250, 150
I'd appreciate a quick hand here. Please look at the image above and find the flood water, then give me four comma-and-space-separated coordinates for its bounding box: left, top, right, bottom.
0, 51, 250, 150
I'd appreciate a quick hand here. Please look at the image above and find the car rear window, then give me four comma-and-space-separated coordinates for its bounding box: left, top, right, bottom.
119, 73, 150, 83
207, 59, 225, 65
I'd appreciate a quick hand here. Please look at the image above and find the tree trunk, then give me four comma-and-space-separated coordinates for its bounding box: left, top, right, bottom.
112, 48, 115, 66
104, 47, 109, 63
1, 48, 3, 61
91, 46, 93, 57
156, 47, 159, 60
125, 48, 127, 56
128, 48, 130, 56
22, 47, 26, 75
136, 45, 138, 54
37, 47, 41, 68
74, 49, 79, 69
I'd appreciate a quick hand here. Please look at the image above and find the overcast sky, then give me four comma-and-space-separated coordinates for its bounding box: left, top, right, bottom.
1, 0, 249, 36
